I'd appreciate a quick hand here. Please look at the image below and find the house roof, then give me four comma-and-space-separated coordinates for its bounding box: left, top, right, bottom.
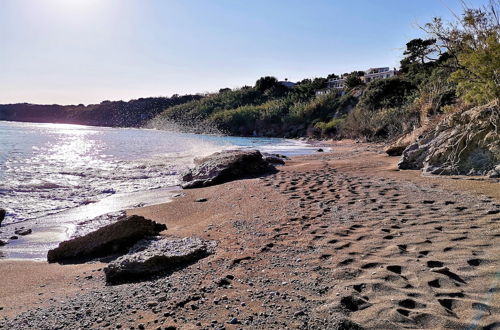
279, 81, 296, 88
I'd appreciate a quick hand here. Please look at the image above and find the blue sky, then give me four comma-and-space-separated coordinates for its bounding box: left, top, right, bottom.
0, 0, 489, 105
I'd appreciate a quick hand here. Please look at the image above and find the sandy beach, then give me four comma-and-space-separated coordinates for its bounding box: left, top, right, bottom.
1, 141, 499, 329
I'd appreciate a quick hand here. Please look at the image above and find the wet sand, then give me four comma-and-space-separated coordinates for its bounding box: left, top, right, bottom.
1, 140, 499, 329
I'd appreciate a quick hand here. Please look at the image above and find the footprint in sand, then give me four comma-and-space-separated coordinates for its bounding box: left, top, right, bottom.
387, 265, 402, 274
428, 279, 441, 288
398, 298, 426, 309
427, 260, 444, 268
467, 258, 485, 267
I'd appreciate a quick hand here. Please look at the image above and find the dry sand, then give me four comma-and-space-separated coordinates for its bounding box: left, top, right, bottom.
1, 140, 499, 329
0, 260, 104, 318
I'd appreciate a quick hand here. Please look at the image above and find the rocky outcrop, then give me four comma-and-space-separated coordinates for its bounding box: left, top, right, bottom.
104, 237, 215, 284
385, 126, 428, 156
487, 165, 500, 178
0, 208, 5, 226
399, 102, 500, 175
182, 149, 276, 188
47, 215, 166, 263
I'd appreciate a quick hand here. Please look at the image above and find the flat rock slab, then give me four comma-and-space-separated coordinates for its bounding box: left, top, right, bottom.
104, 237, 216, 285
182, 149, 276, 188
47, 215, 166, 264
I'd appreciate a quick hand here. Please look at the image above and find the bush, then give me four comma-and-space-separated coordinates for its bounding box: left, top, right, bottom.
258, 99, 292, 121
157, 88, 264, 123
358, 77, 417, 111
340, 105, 420, 141
285, 92, 357, 124
314, 117, 345, 137
209, 105, 262, 135
255, 76, 279, 92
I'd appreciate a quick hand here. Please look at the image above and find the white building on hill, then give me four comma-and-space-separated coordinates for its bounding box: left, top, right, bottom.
316, 67, 397, 95
361, 67, 397, 83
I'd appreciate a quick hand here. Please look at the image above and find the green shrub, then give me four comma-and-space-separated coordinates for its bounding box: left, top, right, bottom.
358, 77, 417, 111
340, 105, 419, 141
209, 105, 262, 135
314, 117, 346, 136
258, 99, 293, 121
158, 88, 264, 123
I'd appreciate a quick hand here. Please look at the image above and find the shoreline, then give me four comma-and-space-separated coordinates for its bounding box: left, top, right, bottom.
1, 140, 499, 328
0, 128, 325, 260
0, 187, 181, 260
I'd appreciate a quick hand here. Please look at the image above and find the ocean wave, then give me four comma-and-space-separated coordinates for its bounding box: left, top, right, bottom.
16, 182, 67, 191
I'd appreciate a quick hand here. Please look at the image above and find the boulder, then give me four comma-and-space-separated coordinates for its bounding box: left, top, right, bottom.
47, 215, 166, 264
0, 208, 5, 226
182, 149, 276, 188
14, 228, 32, 236
487, 165, 500, 178
104, 237, 215, 284
399, 102, 500, 175
262, 152, 288, 165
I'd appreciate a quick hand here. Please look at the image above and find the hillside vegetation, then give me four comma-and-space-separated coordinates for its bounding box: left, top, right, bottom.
149, 77, 357, 137
0, 95, 200, 128
152, 2, 499, 141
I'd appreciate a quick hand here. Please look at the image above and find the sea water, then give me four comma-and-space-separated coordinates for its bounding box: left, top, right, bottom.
0, 121, 320, 259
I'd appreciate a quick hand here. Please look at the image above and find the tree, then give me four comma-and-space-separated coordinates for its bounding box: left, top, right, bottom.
358, 77, 417, 111
403, 38, 437, 64
344, 72, 364, 90
326, 73, 339, 80
288, 78, 328, 102
255, 76, 279, 92
400, 38, 439, 81
424, 1, 500, 104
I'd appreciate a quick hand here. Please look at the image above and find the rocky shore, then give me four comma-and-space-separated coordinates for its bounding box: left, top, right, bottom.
0, 141, 499, 329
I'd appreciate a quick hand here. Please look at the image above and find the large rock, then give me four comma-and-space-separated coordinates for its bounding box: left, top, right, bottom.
47, 215, 166, 263
104, 237, 215, 284
487, 164, 500, 178
0, 208, 5, 226
262, 152, 288, 165
399, 102, 500, 175
182, 149, 276, 188
385, 126, 428, 156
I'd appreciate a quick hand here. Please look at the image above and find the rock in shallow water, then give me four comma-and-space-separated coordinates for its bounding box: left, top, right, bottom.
14, 228, 32, 236
182, 149, 276, 189
47, 215, 166, 264
104, 237, 215, 284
